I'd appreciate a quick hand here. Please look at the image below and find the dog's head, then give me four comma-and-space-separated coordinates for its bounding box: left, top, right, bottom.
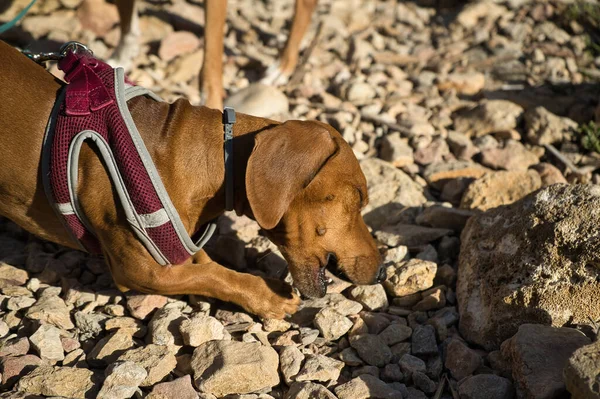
245, 120, 384, 298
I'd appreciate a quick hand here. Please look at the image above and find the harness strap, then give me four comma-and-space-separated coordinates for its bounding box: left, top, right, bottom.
0, 0, 37, 34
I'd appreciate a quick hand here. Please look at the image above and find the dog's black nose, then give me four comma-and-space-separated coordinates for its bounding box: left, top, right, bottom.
376, 265, 387, 283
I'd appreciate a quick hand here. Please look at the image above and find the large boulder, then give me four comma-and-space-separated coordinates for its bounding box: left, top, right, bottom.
564, 339, 600, 399
458, 184, 600, 350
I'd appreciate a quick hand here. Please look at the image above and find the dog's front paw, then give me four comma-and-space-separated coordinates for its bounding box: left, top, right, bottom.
243, 277, 301, 319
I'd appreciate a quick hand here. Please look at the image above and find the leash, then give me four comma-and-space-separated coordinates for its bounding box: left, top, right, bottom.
0, 0, 38, 34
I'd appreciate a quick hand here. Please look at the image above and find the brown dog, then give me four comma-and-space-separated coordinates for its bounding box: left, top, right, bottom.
0, 40, 383, 319
109, 0, 318, 110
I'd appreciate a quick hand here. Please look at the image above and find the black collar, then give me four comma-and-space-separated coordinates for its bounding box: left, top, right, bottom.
222, 108, 236, 212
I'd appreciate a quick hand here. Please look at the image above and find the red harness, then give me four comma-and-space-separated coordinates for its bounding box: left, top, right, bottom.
43, 50, 215, 265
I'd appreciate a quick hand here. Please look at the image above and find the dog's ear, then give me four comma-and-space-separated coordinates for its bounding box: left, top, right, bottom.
246, 121, 338, 230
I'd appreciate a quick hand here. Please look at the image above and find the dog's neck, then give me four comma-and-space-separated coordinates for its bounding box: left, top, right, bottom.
127, 95, 277, 236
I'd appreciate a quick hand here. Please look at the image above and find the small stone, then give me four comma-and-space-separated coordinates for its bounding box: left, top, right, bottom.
414, 138, 450, 166
77, 0, 118, 36
437, 72, 485, 96
191, 340, 279, 396
279, 345, 305, 385
348, 285, 388, 311
147, 375, 198, 399
126, 293, 168, 320
263, 318, 291, 333
295, 354, 344, 383
412, 371, 436, 393
285, 381, 336, 398
411, 325, 438, 356
0, 263, 28, 288
29, 324, 64, 363
0, 337, 30, 357
118, 344, 177, 387
384, 259, 437, 297
375, 224, 452, 248
334, 374, 402, 399
445, 339, 483, 380
61, 336, 81, 353
530, 163, 567, 186
346, 82, 376, 104
74, 311, 108, 341
63, 348, 86, 367
412, 287, 446, 311
391, 342, 412, 363
458, 374, 515, 399
104, 316, 144, 336
350, 334, 392, 367
179, 313, 228, 347
0, 354, 42, 388
399, 354, 426, 378
314, 307, 353, 341
97, 361, 148, 399
524, 106, 577, 145
378, 323, 412, 346
353, 365, 379, 379
25, 295, 74, 330
479, 140, 539, 171
158, 31, 201, 62
453, 100, 523, 138
6, 295, 35, 311
339, 347, 363, 366
16, 365, 95, 399
87, 331, 135, 367
381, 364, 404, 382
447, 131, 479, 160
147, 306, 186, 346
0, 320, 8, 338
380, 133, 414, 167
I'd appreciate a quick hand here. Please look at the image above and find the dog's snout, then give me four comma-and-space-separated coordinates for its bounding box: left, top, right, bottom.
375, 264, 387, 283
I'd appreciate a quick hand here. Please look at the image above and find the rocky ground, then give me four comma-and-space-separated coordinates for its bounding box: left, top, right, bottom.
2, 0, 600, 398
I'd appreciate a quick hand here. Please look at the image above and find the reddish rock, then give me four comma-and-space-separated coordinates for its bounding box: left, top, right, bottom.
1, 355, 42, 388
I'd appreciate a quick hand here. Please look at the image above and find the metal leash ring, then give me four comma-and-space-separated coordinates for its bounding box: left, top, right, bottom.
22, 41, 93, 65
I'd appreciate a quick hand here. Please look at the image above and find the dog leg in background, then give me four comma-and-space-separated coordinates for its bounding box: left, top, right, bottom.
200, 0, 228, 110
108, 0, 140, 71
262, 0, 318, 86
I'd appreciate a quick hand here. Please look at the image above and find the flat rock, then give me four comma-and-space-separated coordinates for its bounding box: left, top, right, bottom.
126, 293, 168, 320
501, 324, 590, 399
191, 340, 279, 396
295, 354, 344, 383
479, 140, 540, 171
424, 160, 489, 190
225, 84, 289, 118
334, 374, 402, 399
147, 375, 198, 399
384, 259, 437, 297
415, 205, 475, 232
380, 133, 414, 168
313, 307, 353, 341
453, 100, 523, 138
179, 313, 228, 347
97, 361, 147, 399
285, 381, 337, 399
458, 374, 515, 399
74, 311, 108, 341
118, 344, 177, 387
399, 354, 426, 378
105, 316, 147, 338
458, 184, 600, 349
564, 339, 600, 399
530, 163, 567, 186
350, 334, 392, 367
460, 170, 542, 211
25, 295, 74, 330
16, 365, 95, 399
29, 324, 64, 363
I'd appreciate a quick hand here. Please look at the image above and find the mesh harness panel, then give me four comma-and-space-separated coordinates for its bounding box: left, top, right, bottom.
43, 50, 215, 265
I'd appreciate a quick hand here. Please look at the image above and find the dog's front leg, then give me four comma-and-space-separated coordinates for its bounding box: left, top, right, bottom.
105, 248, 300, 320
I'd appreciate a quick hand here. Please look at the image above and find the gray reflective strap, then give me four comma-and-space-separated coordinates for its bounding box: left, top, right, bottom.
124, 85, 163, 102
223, 107, 236, 212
